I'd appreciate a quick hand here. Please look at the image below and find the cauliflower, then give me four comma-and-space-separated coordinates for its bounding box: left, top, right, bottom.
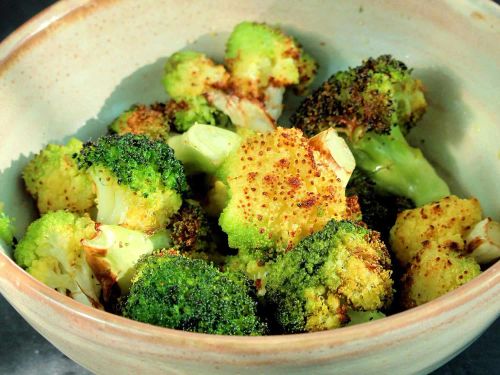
22, 138, 95, 215
14, 211, 101, 307
390, 195, 482, 266
400, 239, 481, 308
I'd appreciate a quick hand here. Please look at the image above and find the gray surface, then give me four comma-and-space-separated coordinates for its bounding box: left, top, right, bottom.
0, 1, 499, 374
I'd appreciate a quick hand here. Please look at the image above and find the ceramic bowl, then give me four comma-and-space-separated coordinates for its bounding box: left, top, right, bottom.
0, 1, 499, 374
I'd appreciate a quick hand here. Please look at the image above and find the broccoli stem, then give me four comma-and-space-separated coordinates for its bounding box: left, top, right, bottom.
352, 126, 450, 206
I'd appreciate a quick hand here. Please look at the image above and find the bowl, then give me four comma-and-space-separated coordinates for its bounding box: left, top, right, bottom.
0, 0, 499, 374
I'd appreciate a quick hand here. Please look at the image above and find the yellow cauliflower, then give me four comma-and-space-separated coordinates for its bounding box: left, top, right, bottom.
400, 239, 481, 308
23, 138, 96, 215
218, 127, 347, 252
389, 195, 482, 266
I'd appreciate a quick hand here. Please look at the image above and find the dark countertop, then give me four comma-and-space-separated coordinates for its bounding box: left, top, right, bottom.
1, 1, 498, 374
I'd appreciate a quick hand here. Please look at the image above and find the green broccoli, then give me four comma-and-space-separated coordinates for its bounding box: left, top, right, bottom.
165, 96, 233, 133
14, 211, 102, 308
22, 138, 95, 215
0, 203, 15, 247
225, 247, 272, 296
291, 55, 450, 206
265, 220, 393, 333
162, 51, 231, 132
77, 134, 188, 232
225, 21, 317, 98
82, 225, 171, 300
109, 103, 170, 141
167, 123, 241, 174
122, 253, 267, 335
346, 168, 414, 240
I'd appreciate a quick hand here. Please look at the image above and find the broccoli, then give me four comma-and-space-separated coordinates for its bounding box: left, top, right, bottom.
225, 247, 272, 296
162, 51, 231, 132
77, 134, 188, 232
82, 225, 171, 300
265, 220, 393, 333
346, 168, 414, 240
167, 123, 241, 174
22, 138, 95, 215
225, 21, 317, 99
389, 195, 482, 266
109, 103, 170, 141
165, 96, 233, 133
218, 127, 348, 253
14, 211, 102, 308
291, 55, 450, 206
0, 203, 15, 247
168, 199, 228, 265
121, 253, 267, 335
400, 239, 481, 308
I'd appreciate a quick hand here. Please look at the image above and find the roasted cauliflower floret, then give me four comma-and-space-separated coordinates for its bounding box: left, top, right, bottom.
390, 195, 482, 266
109, 103, 170, 141
23, 138, 95, 215
400, 239, 481, 308
218, 127, 348, 253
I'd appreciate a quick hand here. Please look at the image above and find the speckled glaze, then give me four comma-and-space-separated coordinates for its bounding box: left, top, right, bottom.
0, 1, 499, 374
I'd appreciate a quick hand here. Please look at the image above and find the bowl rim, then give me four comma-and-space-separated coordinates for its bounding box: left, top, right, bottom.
0, 0, 499, 357
1, 250, 498, 354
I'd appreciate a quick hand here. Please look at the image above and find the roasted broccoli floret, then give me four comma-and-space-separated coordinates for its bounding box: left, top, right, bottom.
167, 199, 227, 265
347, 168, 414, 240
109, 103, 170, 141
218, 127, 348, 253
162, 51, 231, 132
77, 134, 188, 232
400, 239, 481, 308
225, 247, 272, 296
225, 21, 317, 98
14, 211, 101, 307
167, 123, 241, 174
0, 203, 15, 247
291, 55, 450, 206
389, 195, 482, 266
265, 220, 393, 333
82, 225, 171, 300
23, 138, 95, 215
122, 253, 267, 335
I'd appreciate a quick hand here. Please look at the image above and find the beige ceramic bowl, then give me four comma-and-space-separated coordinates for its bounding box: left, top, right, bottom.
0, 0, 499, 374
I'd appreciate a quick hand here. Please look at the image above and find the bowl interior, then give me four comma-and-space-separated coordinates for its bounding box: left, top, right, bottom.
0, 1, 498, 263
0, 1, 499, 374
